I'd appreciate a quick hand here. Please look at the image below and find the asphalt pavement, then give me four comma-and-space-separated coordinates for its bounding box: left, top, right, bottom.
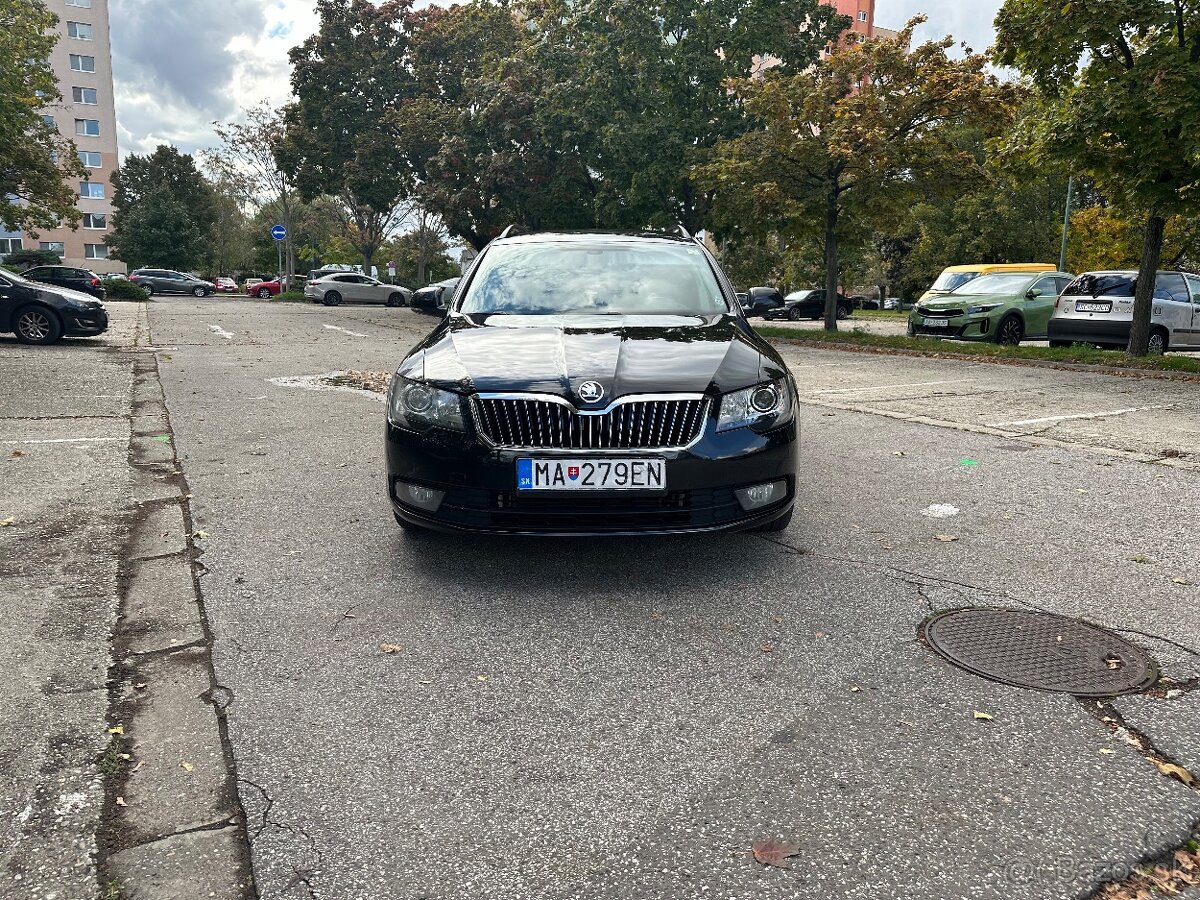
134, 297, 1200, 900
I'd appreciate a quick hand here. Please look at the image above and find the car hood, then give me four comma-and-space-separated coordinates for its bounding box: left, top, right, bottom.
403, 314, 781, 397
919, 293, 1016, 310
39, 283, 104, 306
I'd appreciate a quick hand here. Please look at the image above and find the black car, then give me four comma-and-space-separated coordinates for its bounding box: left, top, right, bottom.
128, 269, 215, 297
0, 267, 109, 345
409, 278, 460, 315
742, 286, 785, 318
385, 231, 799, 536
763, 289, 852, 321
21, 265, 107, 301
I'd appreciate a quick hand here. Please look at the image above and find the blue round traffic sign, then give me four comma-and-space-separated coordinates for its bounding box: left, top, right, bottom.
270, 224, 287, 241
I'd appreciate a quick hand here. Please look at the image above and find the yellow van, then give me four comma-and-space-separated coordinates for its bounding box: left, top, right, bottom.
921, 264, 1057, 301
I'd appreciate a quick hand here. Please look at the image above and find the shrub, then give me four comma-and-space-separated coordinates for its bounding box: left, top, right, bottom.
102, 278, 150, 301
272, 291, 307, 302
5, 248, 61, 269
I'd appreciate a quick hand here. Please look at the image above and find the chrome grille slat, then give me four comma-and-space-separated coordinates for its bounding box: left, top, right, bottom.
475, 396, 708, 450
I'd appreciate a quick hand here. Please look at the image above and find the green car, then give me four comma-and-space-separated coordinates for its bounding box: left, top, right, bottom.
908, 271, 1075, 345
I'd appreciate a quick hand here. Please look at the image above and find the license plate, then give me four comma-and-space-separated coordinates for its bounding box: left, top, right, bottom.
1075, 302, 1111, 313
923, 318, 949, 328
517, 458, 665, 491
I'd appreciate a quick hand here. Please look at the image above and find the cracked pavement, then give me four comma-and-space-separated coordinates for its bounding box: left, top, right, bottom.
16, 298, 1198, 900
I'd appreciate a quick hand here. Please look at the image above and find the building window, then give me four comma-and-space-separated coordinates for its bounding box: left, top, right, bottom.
858, 10, 868, 21
67, 21, 94, 40
80, 181, 105, 198
73, 86, 98, 105
69, 54, 96, 72
78, 150, 102, 167
75, 118, 100, 136
85, 244, 109, 260
0, 238, 22, 255
83, 213, 107, 229
40, 242, 66, 254
42, 114, 55, 128
66, 0, 92, 7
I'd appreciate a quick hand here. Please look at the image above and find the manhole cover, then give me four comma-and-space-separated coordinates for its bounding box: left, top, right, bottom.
921, 608, 1158, 697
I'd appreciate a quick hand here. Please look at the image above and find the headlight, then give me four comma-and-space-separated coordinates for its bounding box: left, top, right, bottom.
966, 303, 1001, 315
717, 378, 794, 433
387, 375, 465, 431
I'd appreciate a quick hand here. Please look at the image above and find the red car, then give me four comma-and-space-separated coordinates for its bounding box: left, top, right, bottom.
213, 276, 238, 293
250, 280, 283, 299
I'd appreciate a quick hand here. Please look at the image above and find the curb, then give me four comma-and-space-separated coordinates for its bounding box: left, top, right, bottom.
97, 307, 256, 898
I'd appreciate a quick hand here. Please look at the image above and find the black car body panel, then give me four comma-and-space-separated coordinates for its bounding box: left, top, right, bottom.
1047, 317, 1132, 348
0, 269, 109, 342
21, 265, 107, 301
385, 232, 798, 535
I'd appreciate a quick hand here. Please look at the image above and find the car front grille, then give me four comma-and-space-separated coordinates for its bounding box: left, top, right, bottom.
473, 396, 709, 450
917, 308, 964, 318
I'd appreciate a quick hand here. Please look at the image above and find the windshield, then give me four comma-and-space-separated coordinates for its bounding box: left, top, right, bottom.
930, 271, 978, 292
785, 291, 817, 302
458, 242, 728, 316
951, 273, 1036, 295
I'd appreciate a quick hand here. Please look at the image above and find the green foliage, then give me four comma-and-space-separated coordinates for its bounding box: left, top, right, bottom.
5, 248, 61, 268
994, 0, 1200, 354
700, 19, 1014, 328
271, 290, 307, 302
101, 278, 149, 301
0, 0, 86, 233
108, 147, 217, 270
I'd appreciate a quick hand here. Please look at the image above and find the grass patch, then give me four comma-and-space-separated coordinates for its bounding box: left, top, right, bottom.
851, 308, 907, 319
101, 880, 123, 900
98, 735, 126, 778
270, 291, 308, 303
755, 325, 1200, 375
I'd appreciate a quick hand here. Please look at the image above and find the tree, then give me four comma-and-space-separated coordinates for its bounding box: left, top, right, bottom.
0, 0, 86, 233
108, 146, 216, 270
995, 0, 1200, 355
205, 104, 299, 280
5, 248, 60, 269
282, 0, 416, 271
700, 20, 1013, 329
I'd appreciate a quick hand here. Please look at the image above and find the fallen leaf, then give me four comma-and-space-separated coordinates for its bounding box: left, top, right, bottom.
1172, 577, 1192, 586
180, 761, 194, 773
108, 725, 124, 735
850, 686, 862, 693
759, 643, 774, 653
379, 644, 403, 654
892, 451, 906, 457
193, 530, 209, 539
1155, 761, 1196, 786
135, 683, 147, 690
1076, 488, 1089, 494
752, 838, 802, 869
118, 753, 131, 761
772, 616, 784, 625
933, 534, 959, 543
1099, 748, 1116, 755
0, 517, 14, 527
879, 541, 893, 550
814, 630, 827, 638
115, 797, 127, 807
10, 450, 23, 458
973, 711, 994, 721
132, 760, 145, 772
1130, 555, 1150, 564
476, 675, 488, 681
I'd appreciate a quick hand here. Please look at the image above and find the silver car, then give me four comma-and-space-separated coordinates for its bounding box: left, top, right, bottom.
1049, 270, 1200, 353
304, 273, 413, 307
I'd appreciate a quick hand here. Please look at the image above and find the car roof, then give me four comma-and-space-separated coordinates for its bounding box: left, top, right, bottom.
941, 263, 1056, 273
493, 230, 695, 246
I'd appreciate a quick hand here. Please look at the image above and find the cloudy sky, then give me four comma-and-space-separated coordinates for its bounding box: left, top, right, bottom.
109, 0, 1004, 159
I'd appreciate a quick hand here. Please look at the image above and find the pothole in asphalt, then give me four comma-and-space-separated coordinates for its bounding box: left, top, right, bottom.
920, 608, 1159, 697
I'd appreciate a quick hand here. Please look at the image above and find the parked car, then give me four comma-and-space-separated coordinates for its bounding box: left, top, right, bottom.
0, 267, 108, 345
1048, 270, 1200, 353
764, 289, 853, 321
20, 265, 107, 301
850, 295, 877, 310
909, 271, 1073, 345
920, 263, 1057, 303
306, 267, 358, 282
883, 297, 901, 311
408, 278, 460, 314
385, 230, 798, 535
128, 269, 215, 297
741, 286, 785, 318
249, 280, 284, 299
213, 276, 238, 293
304, 273, 413, 307
243, 278, 265, 293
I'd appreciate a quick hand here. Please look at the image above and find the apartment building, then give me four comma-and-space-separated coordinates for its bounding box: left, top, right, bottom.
822, 0, 900, 48
1, 0, 124, 274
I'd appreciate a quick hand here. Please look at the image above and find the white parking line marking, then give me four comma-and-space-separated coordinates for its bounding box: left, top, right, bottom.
3, 437, 124, 445
806, 380, 961, 395
322, 324, 367, 338
209, 325, 234, 339
986, 405, 1172, 429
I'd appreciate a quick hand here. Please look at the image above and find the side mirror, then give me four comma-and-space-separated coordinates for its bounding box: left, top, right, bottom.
1026, 289, 1043, 299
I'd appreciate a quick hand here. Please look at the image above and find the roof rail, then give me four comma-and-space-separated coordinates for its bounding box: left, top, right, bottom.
498, 224, 521, 239
673, 224, 692, 240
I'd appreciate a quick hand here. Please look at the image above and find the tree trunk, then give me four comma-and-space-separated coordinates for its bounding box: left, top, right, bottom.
1127, 213, 1166, 357
823, 187, 840, 332
362, 251, 373, 276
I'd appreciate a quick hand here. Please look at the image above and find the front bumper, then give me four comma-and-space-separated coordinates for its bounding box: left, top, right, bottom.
64, 307, 109, 336
908, 314, 993, 340
385, 418, 798, 535
1047, 318, 1130, 347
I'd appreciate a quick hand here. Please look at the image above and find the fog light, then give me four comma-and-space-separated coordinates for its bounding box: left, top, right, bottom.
396, 481, 445, 512
735, 480, 786, 511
